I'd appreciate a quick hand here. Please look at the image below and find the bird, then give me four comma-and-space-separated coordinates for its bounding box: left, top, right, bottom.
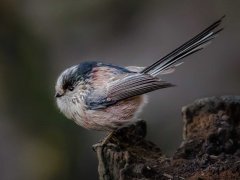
55, 17, 224, 135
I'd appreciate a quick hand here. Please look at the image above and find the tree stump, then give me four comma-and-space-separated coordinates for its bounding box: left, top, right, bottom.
93, 96, 240, 179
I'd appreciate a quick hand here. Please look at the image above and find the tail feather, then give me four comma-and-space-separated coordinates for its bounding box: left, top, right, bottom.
141, 16, 225, 76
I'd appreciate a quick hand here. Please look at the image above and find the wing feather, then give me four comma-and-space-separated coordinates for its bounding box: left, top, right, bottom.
86, 73, 173, 110
108, 74, 173, 101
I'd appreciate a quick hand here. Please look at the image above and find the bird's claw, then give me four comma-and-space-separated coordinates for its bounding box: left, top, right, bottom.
92, 142, 117, 152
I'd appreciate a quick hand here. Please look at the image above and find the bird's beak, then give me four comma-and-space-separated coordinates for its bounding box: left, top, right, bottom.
55, 90, 64, 98
55, 93, 63, 98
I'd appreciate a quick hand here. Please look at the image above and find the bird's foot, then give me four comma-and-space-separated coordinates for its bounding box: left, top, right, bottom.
92, 142, 117, 152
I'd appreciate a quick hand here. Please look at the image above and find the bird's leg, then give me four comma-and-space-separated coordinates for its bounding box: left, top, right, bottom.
101, 131, 114, 145
92, 131, 117, 151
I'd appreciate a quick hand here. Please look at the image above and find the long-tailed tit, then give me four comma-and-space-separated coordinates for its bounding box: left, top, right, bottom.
55, 17, 224, 131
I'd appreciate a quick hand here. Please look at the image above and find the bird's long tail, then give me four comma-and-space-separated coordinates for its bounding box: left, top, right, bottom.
141, 16, 225, 76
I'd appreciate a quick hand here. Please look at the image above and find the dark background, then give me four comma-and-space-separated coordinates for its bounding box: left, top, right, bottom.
1, 0, 240, 179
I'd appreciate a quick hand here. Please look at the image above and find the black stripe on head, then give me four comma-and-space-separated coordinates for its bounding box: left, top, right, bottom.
62, 62, 98, 90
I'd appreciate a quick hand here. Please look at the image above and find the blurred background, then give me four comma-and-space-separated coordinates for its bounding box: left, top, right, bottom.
1, 0, 240, 179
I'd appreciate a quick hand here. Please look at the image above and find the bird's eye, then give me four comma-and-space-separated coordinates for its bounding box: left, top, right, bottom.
68, 86, 74, 91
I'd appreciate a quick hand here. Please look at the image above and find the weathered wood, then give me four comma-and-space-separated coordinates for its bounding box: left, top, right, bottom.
94, 96, 240, 179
